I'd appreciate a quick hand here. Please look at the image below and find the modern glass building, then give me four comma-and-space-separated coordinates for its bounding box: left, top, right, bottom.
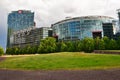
118, 9, 120, 30
51, 16, 114, 41
39, 27, 52, 39
7, 10, 35, 47
118, 9, 120, 22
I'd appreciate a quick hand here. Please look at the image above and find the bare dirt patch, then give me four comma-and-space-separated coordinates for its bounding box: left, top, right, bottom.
0, 57, 5, 62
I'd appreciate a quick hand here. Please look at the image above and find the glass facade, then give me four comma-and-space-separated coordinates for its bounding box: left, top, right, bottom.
102, 23, 113, 39
39, 27, 51, 39
118, 9, 120, 30
118, 9, 120, 22
7, 10, 34, 47
52, 16, 113, 41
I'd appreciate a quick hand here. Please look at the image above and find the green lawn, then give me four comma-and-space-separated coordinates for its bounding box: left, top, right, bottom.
0, 52, 120, 70
101, 50, 120, 52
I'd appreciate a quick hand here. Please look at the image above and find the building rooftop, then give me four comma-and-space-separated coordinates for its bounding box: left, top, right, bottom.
52, 16, 114, 26
11, 10, 34, 14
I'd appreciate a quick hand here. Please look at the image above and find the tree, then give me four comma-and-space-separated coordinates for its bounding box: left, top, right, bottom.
102, 36, 110, 50
38, 37, 57, 53
6, 47, 16, 55
8, 47, 19, 55
98, 39, 105, 50
13, 47, 19, 55
0, 47, 4, 56
22, 45, 33, 54
32, 45, 38, 54
94, 37, 101, 50
82, 37, 94, 53
116, 37, 120, 50
56, 42, 61, 52
26, 45, 32, 54
6, 48, 12, 55
60, 41, 67, 52
74, 41, 83, 52
109, 39, 117, 50
26, 45, 38, 54
66, 41, 74, 52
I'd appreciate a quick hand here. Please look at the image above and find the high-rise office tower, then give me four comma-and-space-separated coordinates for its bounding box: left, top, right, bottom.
118, 9, 120, 22
7, 10, 35, 47
118, 9, 120, 30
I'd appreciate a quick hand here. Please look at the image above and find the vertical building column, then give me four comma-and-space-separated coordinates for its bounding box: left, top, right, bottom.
118, 9, 120, 30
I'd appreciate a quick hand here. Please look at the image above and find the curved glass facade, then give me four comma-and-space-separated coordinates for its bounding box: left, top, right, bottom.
52, 16, 114, 40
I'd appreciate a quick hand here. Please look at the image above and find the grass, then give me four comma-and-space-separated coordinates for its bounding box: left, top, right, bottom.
100, 50, 120, 52
0, 52, 120, 70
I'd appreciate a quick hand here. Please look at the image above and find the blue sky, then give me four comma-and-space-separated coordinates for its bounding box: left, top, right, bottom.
0, 0, 120, 50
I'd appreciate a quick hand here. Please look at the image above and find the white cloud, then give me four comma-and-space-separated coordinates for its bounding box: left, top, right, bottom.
0, 0, 120, 48
1, 0, 120, 26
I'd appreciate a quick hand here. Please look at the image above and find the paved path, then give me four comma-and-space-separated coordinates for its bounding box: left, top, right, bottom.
0, 69, 120, 80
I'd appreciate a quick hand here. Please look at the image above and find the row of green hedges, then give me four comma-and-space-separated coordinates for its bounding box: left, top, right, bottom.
6, 36, 120, 55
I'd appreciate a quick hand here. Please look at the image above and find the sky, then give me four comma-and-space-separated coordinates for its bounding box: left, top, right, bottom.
0, 0, 120, 50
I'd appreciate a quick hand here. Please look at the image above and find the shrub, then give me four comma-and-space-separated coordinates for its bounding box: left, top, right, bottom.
0, 47, 4, 56
38, 37, 57, 53
82, 38, 94, 53
60, 41, 67, 52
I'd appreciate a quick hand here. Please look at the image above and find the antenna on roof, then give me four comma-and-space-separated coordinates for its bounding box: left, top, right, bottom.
65, 16, 72, 19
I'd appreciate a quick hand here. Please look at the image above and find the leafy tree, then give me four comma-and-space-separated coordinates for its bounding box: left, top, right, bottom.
27, 45, 38, 54
116, 37, 120, 50
32, 45, 39, 54
98, 39, 105, 50
14, 47, 19, 55
82, 37, 94, 53
94, 37, 101, 50
23, 45, 33, 54
109, 39, 117, 50
102, 36, 110, 50
0, 47, 4, 56
56, 42, 61, 52
6, 48, 12, 55
25, 45, 31, 54
17, 48, 22, 54
74, 41, 83, 52
38, 37, 57, 53
60, 41, 67, 52
66, 41, 74, 52
9, 47, 19, 55
6, 47, 15, 55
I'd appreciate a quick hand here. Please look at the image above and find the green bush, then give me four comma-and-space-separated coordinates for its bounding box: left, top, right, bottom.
102, 36, 110, 50
98, 39, 105, 50
60, 41, 67, 52
82, 38, 94, 53
0, 47, 4, 56
66, 41, 75, 52
38, 37, 57, 53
